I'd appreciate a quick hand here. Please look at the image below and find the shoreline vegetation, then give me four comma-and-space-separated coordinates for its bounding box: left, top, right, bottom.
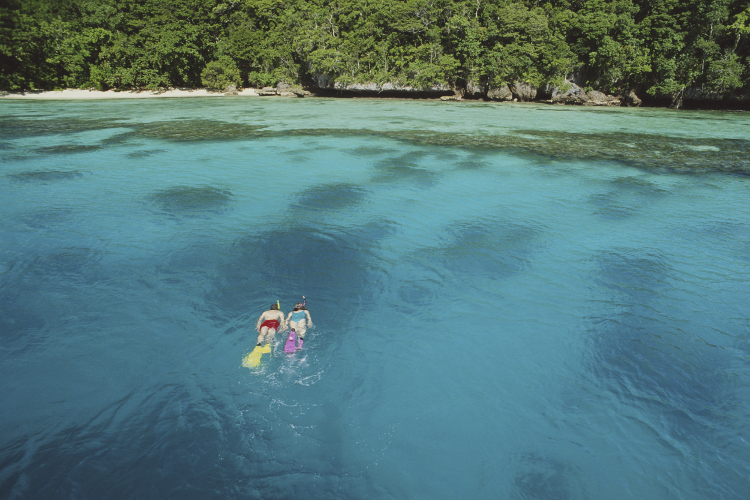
2, 1, 749, 110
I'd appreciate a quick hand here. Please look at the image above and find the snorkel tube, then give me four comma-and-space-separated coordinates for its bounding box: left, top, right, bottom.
301, 296, 306, 307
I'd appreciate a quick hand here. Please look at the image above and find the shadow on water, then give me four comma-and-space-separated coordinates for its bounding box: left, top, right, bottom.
147, 186, 233, 217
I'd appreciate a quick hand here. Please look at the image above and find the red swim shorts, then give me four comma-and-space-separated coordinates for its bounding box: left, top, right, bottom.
260, 320, 280, 330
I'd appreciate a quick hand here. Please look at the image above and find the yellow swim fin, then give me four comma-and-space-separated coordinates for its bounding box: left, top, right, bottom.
242, 343, 272, 368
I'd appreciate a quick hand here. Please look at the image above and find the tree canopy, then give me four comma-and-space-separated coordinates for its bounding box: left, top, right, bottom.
1, 0, 748, 103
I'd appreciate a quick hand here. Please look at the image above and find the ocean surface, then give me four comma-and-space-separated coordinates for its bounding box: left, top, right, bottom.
1, 97, 749, 499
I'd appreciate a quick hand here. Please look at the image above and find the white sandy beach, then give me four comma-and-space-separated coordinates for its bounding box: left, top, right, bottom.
0, 87, 262, 100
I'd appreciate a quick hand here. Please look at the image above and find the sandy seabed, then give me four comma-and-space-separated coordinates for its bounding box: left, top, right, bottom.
0, 87, 261, 100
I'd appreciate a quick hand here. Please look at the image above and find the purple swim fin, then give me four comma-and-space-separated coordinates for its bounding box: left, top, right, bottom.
284, 329, 297, 353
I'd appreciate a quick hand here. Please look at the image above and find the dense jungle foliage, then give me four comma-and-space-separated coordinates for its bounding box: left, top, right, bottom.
1, 0, 749, 103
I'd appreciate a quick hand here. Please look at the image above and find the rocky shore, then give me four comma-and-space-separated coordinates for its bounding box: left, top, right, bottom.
2, 80, 748, 110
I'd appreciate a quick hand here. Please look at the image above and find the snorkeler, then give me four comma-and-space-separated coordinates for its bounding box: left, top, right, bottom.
255, 302, 285, 346
285, 298, 313, 340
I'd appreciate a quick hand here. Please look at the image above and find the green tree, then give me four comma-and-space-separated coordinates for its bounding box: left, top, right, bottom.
201, 54, 241, 89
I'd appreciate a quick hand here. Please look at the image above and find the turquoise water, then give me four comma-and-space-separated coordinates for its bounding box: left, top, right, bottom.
1, 98, 749, 499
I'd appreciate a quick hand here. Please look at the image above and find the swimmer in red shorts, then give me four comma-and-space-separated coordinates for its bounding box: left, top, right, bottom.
255, 303, 285, 346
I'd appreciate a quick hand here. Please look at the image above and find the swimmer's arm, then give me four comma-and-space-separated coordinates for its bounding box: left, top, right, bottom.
306, 310, 313, 327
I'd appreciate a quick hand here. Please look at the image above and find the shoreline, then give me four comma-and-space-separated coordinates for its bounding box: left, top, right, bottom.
2, 87, 748, 111
0, 87, 262, 100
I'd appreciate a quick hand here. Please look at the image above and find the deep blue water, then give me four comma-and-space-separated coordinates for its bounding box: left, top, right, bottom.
1, 98, 749, 499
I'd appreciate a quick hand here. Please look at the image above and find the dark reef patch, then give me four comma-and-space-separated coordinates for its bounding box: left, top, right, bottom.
4, 116, 747, 175
148, 186, 233, 216
0, 295, 48, 346
0, 385, 253, 499
508, 129, 750, 175
585, 249, 740, 453
28, 246, 104, 278
588, 311, 738, 442
453, 158, 488, 170
290, 183, 368, 213
125, 120, 267, 142
677, 220, 750, 263
587, 192, 636, 219
203, 218, 397, 324
344, 145, 399, 157
413, 219, 542, 287
126, 148, 168, 159
8, 170, 86, 183
17, 208, 74, 229
371, 154, 439, 186
279, 127, 750, 176
588, 177, 669, 220
0, 116, 125, 139
0, 245, 106, 350
35, 144, 102, 155
594, 250, 671, 301
512, 453, 585, 500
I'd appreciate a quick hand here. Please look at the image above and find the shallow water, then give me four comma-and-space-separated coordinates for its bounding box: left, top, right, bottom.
1, 98, 749, 499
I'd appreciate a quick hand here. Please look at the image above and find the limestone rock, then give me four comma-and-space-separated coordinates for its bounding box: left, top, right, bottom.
511, 81, 537, 101
549, 80, 621, 106
486, 84, 513, 101
549, 81, 589, 105
223, 84, 238, 96
465, 80, 485, 99
624, 90, 642, 107
584, 91, 621, 106
275, 82, 310, 97
332, 81, 451, 92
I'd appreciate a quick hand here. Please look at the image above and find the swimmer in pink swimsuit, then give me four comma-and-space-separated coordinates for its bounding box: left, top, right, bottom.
255, 303, 285, 346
